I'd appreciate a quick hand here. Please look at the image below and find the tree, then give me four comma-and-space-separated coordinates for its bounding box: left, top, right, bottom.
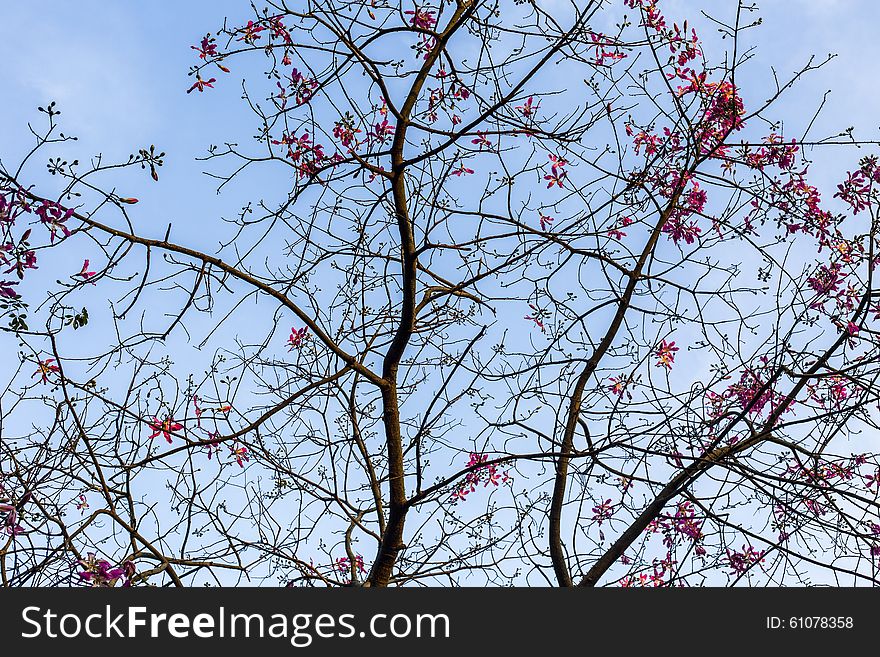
1, 0, 880, 588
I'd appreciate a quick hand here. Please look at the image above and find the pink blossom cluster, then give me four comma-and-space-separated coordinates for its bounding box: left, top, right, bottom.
544, 154, 568, 189
618, 554, 676, 587
450, 452, 510, 502
78, 554, 136, 587
587, 31, 627, 67
654, 339, 678, 370
787, 454, 864, 488
726, 544, 765, 575
275, 68, 319, 109
271, 131, 337, 179
834, 156, 879, 215
704, 357, 792, 422
425, 73, 470, 125
646, 501, 706, 557
333, 113, 363, 150
745, 133, 799, 171
335, 554, 366, 581
288, 326, 309, 350
591, 499, 614, 525
0, 502, 25, 537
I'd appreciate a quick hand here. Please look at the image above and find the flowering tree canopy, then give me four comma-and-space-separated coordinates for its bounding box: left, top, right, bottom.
2, 0, 880, 588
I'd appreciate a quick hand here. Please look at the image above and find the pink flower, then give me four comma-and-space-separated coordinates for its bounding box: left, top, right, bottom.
35, 200, 73, 242
539, 214, 554, 232
452, 163, 474, 176
633, 130, 662, 156
655, 340, 678, 370
148, 416, 183, 443
405, 6, 437, 30
524, 304, 547, 332
807, 263, 842, 296
288, 326, 309, 350
450, 452, 510, 502
237, 20, 266, 44
78, 554, 136, 587
267, 15, 292, 44
231, 444, 250, 467
205, 431, 221, 460
726, 545, 765, 575
187, 76, 217, 94
591, 499, 614, 525
370, 119, 395, 144
834, 169, 872, 214
515, 96, 540, 119
662, 216, 702, 245
544, 154, 568, 188
0, 280, 19, 299
193, 394, 203, 425
471, 132, 493, 149
75, 259, 96, 281
608, 376, 630, 398
32, 358, 60, 383
333, 114, 362, 149
335, 554, 367, 583
191, 35, 218, 60
1, 505, 25, 537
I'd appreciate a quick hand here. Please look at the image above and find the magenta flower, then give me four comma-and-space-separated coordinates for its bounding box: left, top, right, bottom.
191, 35, 218, 60
288, 326, 309, 350
0, 280, 19, 299
471, 132, 493, 150
333, 114, 362, 149
405, 6, 437, 30
544, 154, 568, 189
75, 259, 96, 281
449, 452, 510, 502
267, 15, 292, 44
78, 554, 136, 587
806, 263, 842, 296
633, 130, 662, 156
230, 444, 250, 467
608, 376, 630, 398
237, 20, 266, 44
35, 200, 73, 242
834, 169, 872, 214
370, 119, 395, 144
187, 76, 216, 94
524, 304, 547, 332
148, 416, 183, 443
515, 96, 540, 119
205, 431, 221, 460
726, 545, 765, 575
655, 340, 679, 370
335, 554, 366, 583
75, 494, 89, 513
591, 499, 614, 525
32, 358, 60, 383
336, 554, 366, 574
1, 504, 25, 537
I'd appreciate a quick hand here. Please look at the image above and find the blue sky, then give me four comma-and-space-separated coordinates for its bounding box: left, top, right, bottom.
2, 0, 879, 586
2, 0, 877, 239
